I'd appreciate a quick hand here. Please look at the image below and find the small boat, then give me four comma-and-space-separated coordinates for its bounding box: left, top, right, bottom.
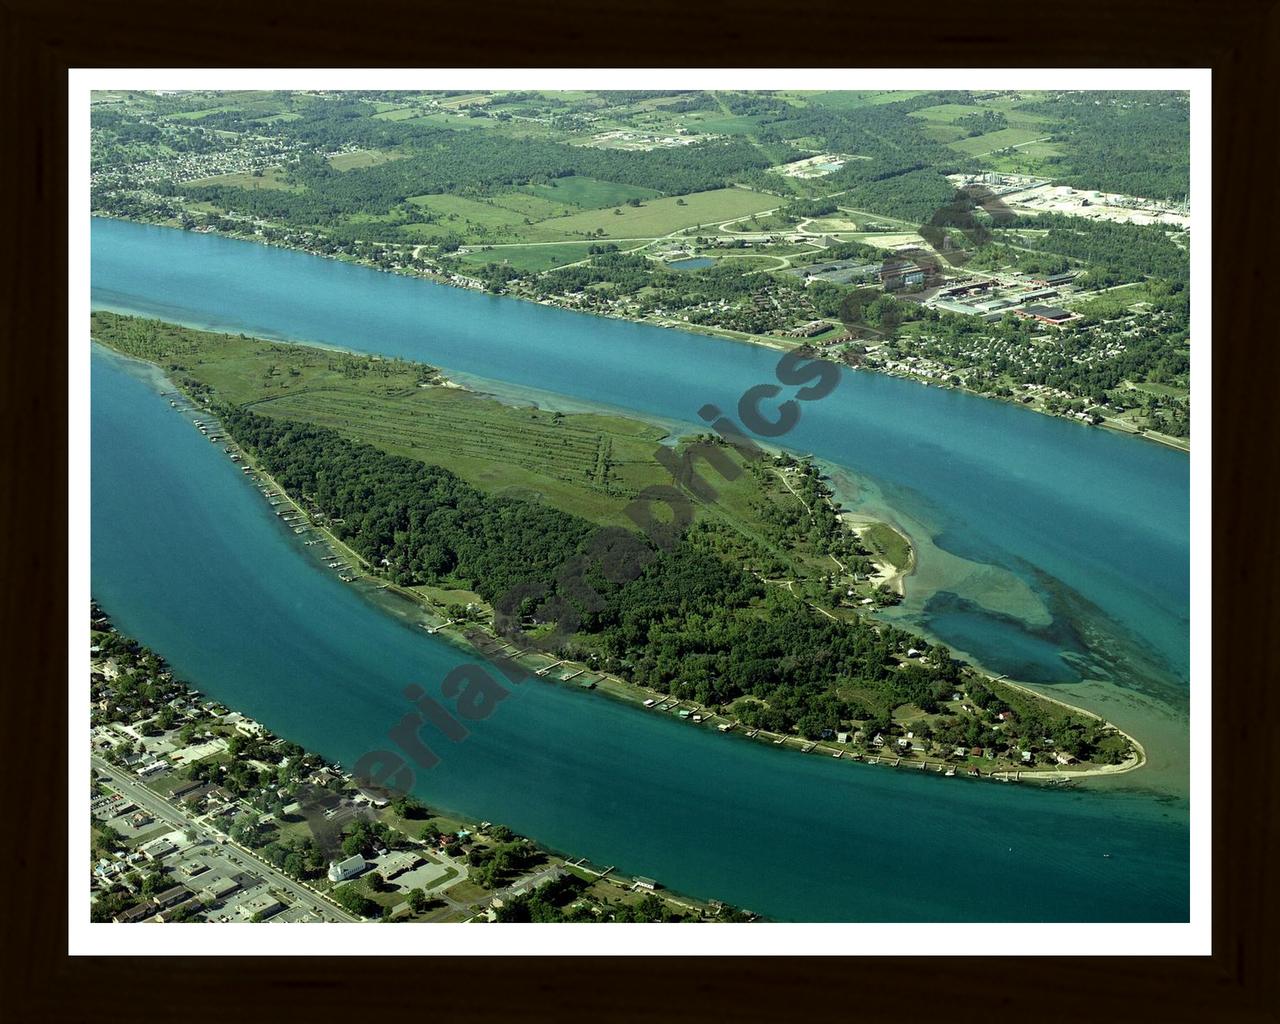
643, 698, 656, 708
944, 767, 956, 777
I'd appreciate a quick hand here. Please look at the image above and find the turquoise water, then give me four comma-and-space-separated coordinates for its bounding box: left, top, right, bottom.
92, 346, 1187, 921
667, 256, 717, 270
89, 217, 1192, 919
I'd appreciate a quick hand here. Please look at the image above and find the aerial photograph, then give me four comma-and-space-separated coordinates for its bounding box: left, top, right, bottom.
85, 83, 1194, 929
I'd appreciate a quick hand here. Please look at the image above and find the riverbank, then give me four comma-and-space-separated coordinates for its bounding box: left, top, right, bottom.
93, 213, 1189, 453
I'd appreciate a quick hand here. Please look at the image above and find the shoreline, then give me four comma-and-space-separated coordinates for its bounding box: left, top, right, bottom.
92, 213, 1189, 454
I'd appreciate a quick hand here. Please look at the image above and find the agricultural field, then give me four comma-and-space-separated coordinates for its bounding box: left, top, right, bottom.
518, 187, 780, 241
258, 387, 674, 527
910, 102, 1051, 126
677, 112, 765, 136
400, 193, 570, 242
794, 90, 931, 109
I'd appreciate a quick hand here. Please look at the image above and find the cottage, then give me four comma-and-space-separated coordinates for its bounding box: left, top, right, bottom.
633, 877, 660, 891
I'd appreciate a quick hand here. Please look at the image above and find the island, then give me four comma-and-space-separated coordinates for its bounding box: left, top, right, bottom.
92, 311, 1143, 782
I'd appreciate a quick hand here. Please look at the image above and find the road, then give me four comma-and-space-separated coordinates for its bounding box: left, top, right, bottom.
93, 755, 358, 923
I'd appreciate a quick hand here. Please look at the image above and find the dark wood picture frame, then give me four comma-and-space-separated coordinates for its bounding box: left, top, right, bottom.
3, 0, 1275, 1018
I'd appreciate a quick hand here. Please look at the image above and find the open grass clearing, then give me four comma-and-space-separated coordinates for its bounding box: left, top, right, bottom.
949, 127, 1051, 157
186, 167, 300, 191
327, 149, 404, 172
518, 187, 778, 242
457, 241, 640, 273
522, 175, 661, 209
860, 522, 912, 571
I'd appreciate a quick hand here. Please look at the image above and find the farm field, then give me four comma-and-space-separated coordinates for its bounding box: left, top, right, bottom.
399, 192, 572, 242
794, 90, 930, 109
517, 187, 780, 241
910, 103, 1051, 126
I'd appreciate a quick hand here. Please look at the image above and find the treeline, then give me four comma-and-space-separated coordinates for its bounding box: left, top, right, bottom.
220, 409, 594, 597
1000, 214, 1189, 285
1022, 91, 1190, 200
843, 167, 960, 223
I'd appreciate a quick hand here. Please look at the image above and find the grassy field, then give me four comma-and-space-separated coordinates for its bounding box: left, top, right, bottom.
522, 175, 661, 209
676, 112, 765, 136
186, 167, 300, 191
399, 194, 544, 241
328, 149, 404, 172
457, 241, 630, 273
911, 103, 1052, 126
256, 387, 675, 526
860, 523, 912, 571
949, 127, 1051, 157
794, 90, 930, 109
1063, 282, 1164, 317
520, 188, 777, 241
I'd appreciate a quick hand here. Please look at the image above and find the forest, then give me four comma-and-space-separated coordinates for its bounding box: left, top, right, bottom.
174, 125, 774, 233
220, 407, 966, 738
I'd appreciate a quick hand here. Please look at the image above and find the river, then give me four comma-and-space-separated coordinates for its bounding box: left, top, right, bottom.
89, 218, 1191, 921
